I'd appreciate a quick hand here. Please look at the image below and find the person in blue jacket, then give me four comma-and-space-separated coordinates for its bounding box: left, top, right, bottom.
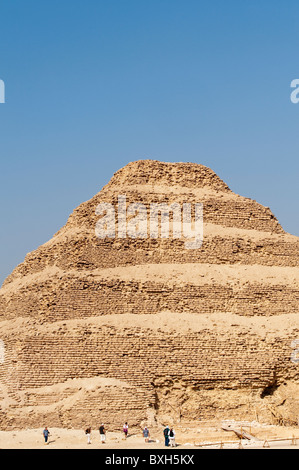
43, 427, 50, 444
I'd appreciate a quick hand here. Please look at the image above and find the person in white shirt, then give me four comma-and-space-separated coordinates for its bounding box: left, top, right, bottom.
169, 427, 176, 447
123, 422, 129, 439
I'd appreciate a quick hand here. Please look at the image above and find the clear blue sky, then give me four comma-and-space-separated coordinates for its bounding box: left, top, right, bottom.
0, 0, 299, 285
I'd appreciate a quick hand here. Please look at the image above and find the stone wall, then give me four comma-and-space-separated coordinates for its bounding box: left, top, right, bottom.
1, 317, 298, 429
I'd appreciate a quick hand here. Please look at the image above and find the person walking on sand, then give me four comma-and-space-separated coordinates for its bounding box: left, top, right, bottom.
169, 427, 176, 447
99, 423, 106, 443
123, 422, 129, 439
143, 426, 150, 443
85, 426, 91, 444
43, 427, 50, 444
163, 425, 170, 446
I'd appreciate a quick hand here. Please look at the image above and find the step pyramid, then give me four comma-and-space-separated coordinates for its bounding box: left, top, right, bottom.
0, 160, 299, 430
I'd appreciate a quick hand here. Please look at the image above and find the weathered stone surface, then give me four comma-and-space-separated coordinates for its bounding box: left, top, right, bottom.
0, 160, 299, 430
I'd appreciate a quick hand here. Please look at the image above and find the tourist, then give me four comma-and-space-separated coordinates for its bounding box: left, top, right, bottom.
123, 422, 129, 439
143, 426, 150, 442
169, 427, 176, 447
85, 426, 91, 444
99, 423, 106, 443
163, 425, 170, 446
43, 427, 50, 444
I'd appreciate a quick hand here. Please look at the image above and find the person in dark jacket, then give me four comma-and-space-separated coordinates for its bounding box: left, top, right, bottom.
99, 423, 106, 443
163, 425, 169, 446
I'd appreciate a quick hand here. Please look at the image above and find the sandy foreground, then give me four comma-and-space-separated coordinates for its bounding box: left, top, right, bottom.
1, 424, 299, 450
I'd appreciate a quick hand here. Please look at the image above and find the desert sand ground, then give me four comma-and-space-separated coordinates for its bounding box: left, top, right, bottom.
1, 423, 299, 449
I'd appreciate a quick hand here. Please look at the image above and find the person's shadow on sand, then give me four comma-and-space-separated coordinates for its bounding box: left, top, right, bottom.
44, 439, 56, 445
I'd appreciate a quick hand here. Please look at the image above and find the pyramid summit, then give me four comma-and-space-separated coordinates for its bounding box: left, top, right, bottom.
103, 159, 232, 191
0, 159, 299, 431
